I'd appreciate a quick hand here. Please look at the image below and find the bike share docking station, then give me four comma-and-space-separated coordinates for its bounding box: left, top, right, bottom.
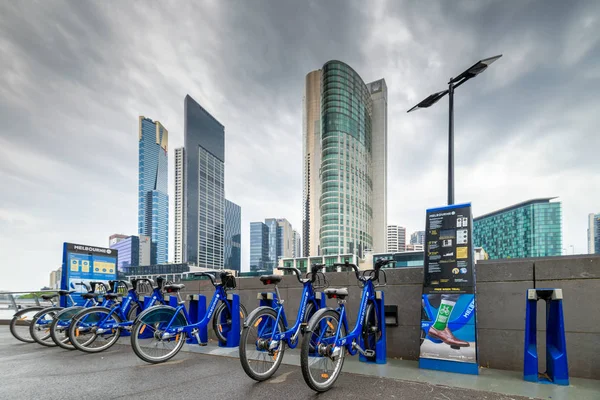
181, 293, 242, 347
359, 290, 387, 365
523, 288, 569, 386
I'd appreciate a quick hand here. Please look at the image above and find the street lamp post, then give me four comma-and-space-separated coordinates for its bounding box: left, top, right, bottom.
408, 55, 502, 205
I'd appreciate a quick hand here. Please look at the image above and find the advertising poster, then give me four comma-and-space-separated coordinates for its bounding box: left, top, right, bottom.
419, 203, 478, 374
60, 243, 118, 306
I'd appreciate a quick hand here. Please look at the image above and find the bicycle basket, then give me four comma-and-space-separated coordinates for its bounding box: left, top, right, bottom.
221, 273, 236, 289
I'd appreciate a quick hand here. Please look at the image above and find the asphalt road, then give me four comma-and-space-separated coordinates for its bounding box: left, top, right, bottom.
0, 330, 535, 400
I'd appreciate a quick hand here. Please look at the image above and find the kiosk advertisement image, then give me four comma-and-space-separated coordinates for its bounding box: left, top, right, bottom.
60, 242, 118, 307
419, 203, 479, 375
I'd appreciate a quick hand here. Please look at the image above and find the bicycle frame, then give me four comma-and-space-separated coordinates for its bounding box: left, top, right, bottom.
321, 280, 377, 356
261, 281, 320, 349
163, 285, 229, 341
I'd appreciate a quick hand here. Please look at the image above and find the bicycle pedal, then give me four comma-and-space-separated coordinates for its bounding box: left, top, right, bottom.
199, 343, 208, 346
364, 350, 375, 357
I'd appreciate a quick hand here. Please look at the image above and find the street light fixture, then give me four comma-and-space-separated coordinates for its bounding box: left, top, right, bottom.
408, 54, 502, 205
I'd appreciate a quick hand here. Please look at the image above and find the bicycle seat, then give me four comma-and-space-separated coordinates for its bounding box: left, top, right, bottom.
324, 288, 349, 300
104, 293, 121, 300
57, 290, 75, 296
41, 294, 58, 301
259, 275, 282, 285
82, 293, 99, 300
164, 284, 185, 293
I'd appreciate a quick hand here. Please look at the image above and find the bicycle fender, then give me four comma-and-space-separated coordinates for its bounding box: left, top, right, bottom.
243, 306, 274, 328
134, 304, 188, 326
305, 307, 339, 332
74, 306, 112, 317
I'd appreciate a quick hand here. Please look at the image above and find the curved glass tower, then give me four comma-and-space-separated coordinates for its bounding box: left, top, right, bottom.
320, 61, 374, 256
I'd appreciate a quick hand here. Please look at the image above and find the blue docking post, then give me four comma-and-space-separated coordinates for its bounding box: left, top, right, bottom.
187, 294, 207, 344
315, 292, 327, 310
218, 293, 240, 348
359, 290, 387, 364
258, 292, 277, 307
523, 288, 569, 385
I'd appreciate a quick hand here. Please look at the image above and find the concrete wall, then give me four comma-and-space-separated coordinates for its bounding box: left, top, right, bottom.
178, 255, 600, 380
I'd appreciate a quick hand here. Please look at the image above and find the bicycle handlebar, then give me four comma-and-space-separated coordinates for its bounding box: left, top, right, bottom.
131, 278, 158, 291
74, 282, 92, 292
276, 266, 303, 283
277, 263, 326, 284
333, 262, 361, 281
193, 271, 218, 287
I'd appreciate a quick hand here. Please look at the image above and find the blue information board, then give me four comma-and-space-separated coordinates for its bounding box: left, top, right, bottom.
60, 242, 118, 307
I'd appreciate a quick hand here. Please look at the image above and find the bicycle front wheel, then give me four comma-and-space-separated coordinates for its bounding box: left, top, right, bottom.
9, 306, 45, 343
50, 306, 84, 350
213, 302, 248, 344
300, 310, 346, 392
69, 307, 122, 353
130, 306, 188, 363
30, 307, 63, 346
362, 301, 381, 362
239, 308, 286, 381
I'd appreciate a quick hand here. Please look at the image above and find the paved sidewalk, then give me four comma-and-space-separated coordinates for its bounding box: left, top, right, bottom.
0, 330, 536, 400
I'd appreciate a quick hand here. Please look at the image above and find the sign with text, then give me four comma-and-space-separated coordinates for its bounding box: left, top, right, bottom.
60, 242, 117, 307
419, 203, 478, 375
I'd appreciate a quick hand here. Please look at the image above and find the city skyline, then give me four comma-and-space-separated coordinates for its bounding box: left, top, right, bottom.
1, 1, 599, 289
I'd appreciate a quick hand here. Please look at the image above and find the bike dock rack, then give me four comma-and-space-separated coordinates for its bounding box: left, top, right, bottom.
257, 292, 327, 314
359, 290, 387, 364
186, 294, 207, 345
217, 293, 241, 348
524, 288, 569, 386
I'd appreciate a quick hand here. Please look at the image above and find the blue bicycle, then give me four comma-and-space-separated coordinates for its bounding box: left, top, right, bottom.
130, 271, 247, 364
300, 260, 391, 392
239, 263, 327, 381
49, 281, 115, 350
28, 290, 77, 347
67, 278, 166, 353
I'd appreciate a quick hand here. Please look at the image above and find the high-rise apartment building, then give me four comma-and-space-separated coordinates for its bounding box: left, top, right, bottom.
224, 199, 241, 271
178, 95, 225, 268
302, 70, 322, 258
410, 231, 426, 246
303, 61, 387, 259
138, 117, 168, 264
250, 222, 269, 272
174, 147, 185, 263
588, 213, 600, 254
276, 218, 294, 260
473, 198, 562, 259
387, 225, 406, 252
293, 230, 302, 258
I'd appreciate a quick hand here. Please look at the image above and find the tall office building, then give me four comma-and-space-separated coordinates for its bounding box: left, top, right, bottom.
138, 235, 151, 266
588, 213, 600, 254
410, 231, 426, 246
174, 147, 185, 263
304, 61, 387, 258
224, 199, 241, 271
110, 235, 140, 271
302, 70, 322, 257
387, 225, 406, 252
473, 198, 562, 259
251, 218, 296, 272
138, 117, 168, 264
293, 230, 302, 258
250, 222, 270, 272
178, 95, 225, 268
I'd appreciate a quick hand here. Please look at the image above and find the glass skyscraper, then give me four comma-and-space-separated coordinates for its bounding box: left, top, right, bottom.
250, 222, 269, 272
588, 213, 600, 254
317, 61, 387, 258
109, 236, 140, 271
473, 198, 562, 259
224, 199, 241, 271
179, 95, 225, 268
138, 117, 168, 264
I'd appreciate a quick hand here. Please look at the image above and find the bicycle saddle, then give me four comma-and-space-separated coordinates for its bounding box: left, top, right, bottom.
57, 290, 75, 296
164, 284, 185, 292
41, 294, 58, 301
81, 293, 99, 300
324, 288, 348, 300
259, 275, 282, 285
104, 293, 121, 300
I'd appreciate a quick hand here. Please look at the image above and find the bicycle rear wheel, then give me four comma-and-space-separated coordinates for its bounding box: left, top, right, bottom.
213, 302, 248, 344
9, 306, 45, 343
300, 310, 346, 392
30, 307, 63, 346
130, 306, 188, 363
239, 308, 286, 381
69, 307, 122, 353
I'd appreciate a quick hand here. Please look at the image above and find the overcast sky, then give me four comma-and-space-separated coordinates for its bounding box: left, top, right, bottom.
1, 1, 599, 290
